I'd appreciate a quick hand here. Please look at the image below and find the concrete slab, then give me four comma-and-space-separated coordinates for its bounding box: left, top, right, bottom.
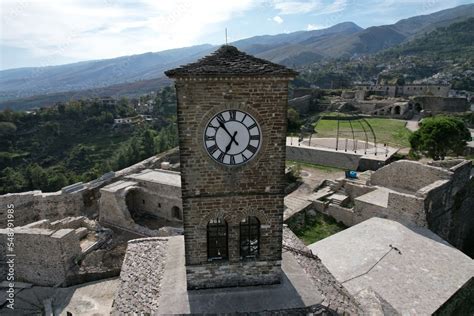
308, 218, 474, 315
156, 236, 324, 314
126, 169, 181, 187
355, 187, 391, 208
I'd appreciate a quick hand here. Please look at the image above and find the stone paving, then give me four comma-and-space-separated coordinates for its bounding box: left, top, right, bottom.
111, 237, 168, 314
282, 227, 363, 315
111, 229, 363, 314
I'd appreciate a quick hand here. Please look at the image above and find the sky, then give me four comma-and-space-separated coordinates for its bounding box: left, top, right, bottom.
1, 0, 473, 70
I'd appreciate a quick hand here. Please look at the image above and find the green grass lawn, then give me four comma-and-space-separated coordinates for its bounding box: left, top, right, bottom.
313, 115, 412, 148
292, 212, 347, 245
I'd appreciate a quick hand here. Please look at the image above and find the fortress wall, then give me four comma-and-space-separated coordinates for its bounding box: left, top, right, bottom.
370, 160, 452, 193
0, 147, 180, 228
0, 191, 85, 228
286, 146, 360, 170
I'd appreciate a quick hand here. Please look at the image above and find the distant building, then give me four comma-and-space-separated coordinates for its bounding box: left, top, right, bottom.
355, 84, 450, 98
101, 96, 117, 107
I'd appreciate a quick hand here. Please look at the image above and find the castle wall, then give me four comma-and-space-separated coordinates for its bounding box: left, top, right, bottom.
370, 160, 452, 193
414, 96, 468, 113
0, 191, 86, 228
286, 145, 360, 170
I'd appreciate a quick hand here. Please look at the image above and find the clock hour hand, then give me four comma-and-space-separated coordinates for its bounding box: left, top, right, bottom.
225, 131, 238, 153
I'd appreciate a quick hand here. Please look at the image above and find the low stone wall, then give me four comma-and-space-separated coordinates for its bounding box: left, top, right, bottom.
186, 260, 281, 290
387, 191, 426, 226
286, 145, 360, 170
0, 191, 86, 228
0, 226, 82, 286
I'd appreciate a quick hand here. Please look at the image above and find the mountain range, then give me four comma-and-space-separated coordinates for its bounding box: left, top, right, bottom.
1, 3, 473, 110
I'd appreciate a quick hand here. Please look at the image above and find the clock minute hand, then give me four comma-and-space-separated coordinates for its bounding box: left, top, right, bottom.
219, 121, 239, 146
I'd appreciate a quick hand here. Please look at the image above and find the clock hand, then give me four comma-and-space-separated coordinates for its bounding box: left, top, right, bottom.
219, 121, 239, 146
225, 131, 238, 153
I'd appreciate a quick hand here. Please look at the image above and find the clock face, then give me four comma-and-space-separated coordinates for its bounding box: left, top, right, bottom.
204, 110, 261, 166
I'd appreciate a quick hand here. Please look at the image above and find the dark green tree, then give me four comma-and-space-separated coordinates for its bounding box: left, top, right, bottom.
409, 116, 471, 160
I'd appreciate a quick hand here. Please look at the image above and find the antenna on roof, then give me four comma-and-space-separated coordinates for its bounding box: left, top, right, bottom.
225, 28, 228, 45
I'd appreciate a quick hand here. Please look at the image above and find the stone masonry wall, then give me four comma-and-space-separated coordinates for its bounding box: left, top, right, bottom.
370, 160, 452, 193
0, 191, 85, 228
286, 145, 360, 170
186, 260, 281, 289
176, 77, 288, 289
0, 227, 81, 286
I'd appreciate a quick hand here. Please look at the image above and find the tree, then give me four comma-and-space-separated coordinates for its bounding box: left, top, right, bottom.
409, 116, 471, 160
142, 129, 156, 158
287, 107, 301, 132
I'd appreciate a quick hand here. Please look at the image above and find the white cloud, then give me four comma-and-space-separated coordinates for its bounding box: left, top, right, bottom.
272, 0, 322, 15
0, 0, 257, 65
273, 15, 284, 24
306, 23, 324, 30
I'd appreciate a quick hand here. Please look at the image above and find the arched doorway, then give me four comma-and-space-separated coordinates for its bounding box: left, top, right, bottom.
415, 103, 422, 113
172, 206, 182, 220
394, 106, 401, 115
125, 189, 143, 221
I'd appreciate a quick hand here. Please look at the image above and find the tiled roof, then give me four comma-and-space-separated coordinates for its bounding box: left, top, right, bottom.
165, 45, 298, 78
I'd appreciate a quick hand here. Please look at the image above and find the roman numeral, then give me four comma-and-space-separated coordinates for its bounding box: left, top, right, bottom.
229, 155, 236, 165
247, 144, 258, 154
208, 144, 218, 155
205, 135, 216, 141
250, 134, 260, 140
240, 114, 247, 123
247, 122, 257, 130
216, 113, 226, 124
229, 110, 237, 121
217, 152, 225, 162
208, 124, 218, 130
242, 153, 249, 162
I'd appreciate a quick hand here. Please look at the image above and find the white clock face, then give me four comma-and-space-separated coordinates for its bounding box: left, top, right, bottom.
204, 110, 261, 166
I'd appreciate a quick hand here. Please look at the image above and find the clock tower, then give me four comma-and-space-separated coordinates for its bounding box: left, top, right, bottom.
165, 45, 297, 289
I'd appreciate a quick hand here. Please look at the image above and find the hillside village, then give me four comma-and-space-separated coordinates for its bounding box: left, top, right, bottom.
0, 3, 473, 316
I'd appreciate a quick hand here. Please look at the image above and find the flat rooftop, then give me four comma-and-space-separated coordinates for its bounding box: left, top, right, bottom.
355, 187, 391, 208
125, 169, 181, 187
308, 217, 474, 315
112, 229, 361, 314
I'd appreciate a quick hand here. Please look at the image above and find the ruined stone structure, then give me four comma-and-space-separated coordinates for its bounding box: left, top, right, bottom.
412, 95, 469, 114
165, 45, 297, 289
356, 84, 450, 98
292, 159, 474, 253
0, 216, 106, 286
0, 148, 179, 230
99, 169, 183, 235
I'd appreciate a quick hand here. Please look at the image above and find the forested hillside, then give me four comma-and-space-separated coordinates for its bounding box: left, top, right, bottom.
0, 87, 178, 194
298, 18, 474, 89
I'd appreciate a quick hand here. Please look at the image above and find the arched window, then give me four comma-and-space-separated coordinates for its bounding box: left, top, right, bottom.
240, 216, 260, 259
207, 218, 228, 260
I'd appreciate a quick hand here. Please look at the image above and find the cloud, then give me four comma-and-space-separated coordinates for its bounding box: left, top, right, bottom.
273, 15, 284, 24
306, 23, 324, 30
272, 0, 322, 15
0, 0, 257, 65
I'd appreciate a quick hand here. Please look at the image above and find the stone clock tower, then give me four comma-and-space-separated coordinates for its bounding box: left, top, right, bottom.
165, 45, 297, 289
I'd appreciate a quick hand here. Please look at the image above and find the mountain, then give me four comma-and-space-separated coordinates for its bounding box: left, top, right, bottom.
1, 4, 473, 110
0, 44, 214, 101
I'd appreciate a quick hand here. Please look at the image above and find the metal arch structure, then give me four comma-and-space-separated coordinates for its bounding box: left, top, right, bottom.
308, 112, 378, 155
